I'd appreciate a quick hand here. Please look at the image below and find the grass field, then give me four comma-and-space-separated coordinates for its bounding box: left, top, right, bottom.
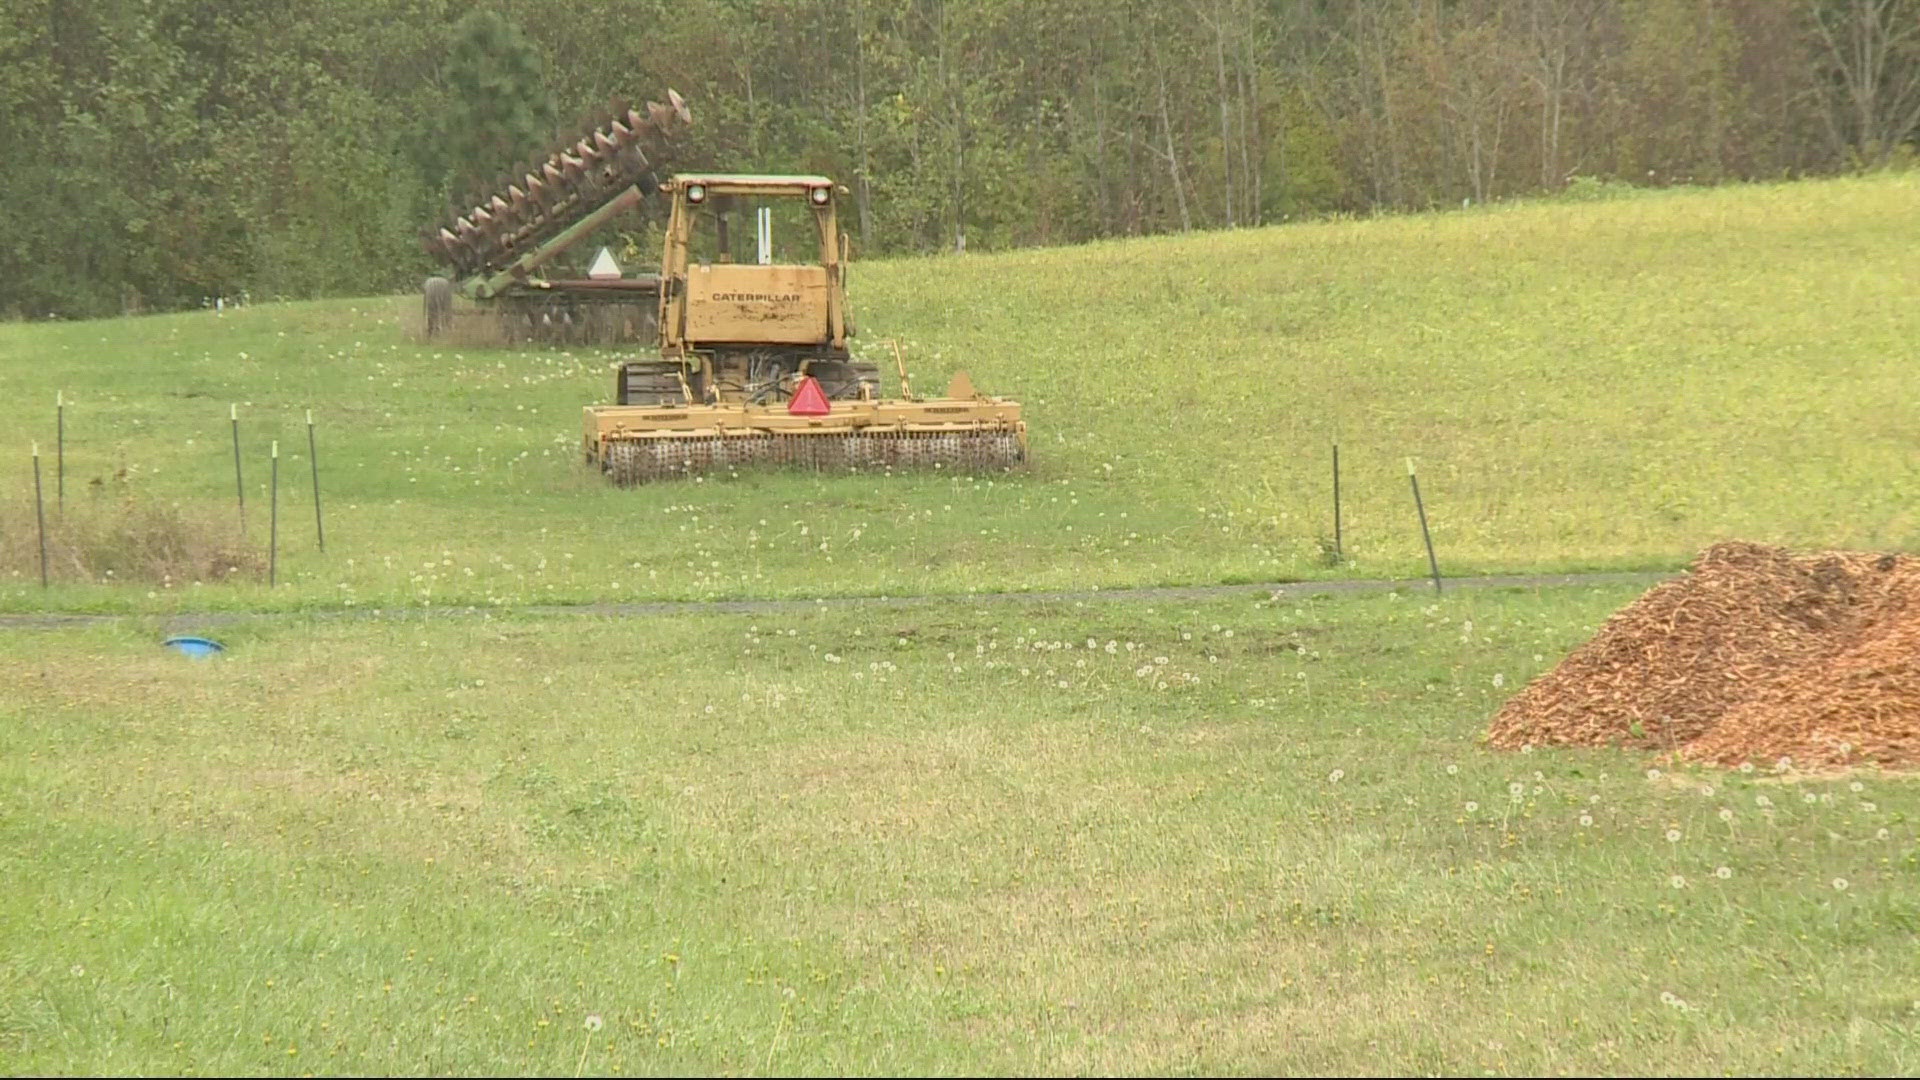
5, 175, 1920, 1074
0, 173, 1916, 613
4, 586, 1918, 1074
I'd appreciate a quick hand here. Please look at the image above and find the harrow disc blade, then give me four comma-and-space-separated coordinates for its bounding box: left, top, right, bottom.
429, 89, 692, 276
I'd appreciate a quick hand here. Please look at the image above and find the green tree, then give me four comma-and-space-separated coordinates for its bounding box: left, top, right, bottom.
438, 10, 556, 200
1806, 0, 1920, 164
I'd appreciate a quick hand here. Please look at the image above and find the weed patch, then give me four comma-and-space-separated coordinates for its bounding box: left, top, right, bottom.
0, 484, 260, 586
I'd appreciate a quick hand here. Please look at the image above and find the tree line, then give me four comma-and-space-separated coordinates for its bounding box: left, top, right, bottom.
2, 0, 1914, 319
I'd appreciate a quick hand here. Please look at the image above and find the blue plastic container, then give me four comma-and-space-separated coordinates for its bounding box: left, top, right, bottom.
162, 636, 225, 658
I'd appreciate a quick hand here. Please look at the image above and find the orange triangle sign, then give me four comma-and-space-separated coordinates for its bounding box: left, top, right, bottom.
788, 374, 831, 416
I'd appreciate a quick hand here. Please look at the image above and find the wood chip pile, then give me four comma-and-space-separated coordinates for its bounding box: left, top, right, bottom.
1486, 541, 1920, 769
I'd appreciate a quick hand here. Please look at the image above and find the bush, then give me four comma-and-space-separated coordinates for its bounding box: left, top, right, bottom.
1557, 175, 1653, 202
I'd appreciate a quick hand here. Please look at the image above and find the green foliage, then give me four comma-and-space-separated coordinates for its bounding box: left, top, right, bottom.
0, 0, 447, 315
437, 9, 556, 201
0, 0, 1905, 317
1265, 88, 1347, 219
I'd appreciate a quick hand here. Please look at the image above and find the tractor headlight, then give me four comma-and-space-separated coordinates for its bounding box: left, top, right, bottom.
810, 186, 830, 205
686, 183, 706, 204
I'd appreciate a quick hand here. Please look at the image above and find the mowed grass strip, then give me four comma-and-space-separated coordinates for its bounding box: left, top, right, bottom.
3, 586, 1917, 1073
1, 174, 1917, 613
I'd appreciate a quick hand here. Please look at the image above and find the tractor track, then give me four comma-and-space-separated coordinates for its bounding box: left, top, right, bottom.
0, 571, 1670, 633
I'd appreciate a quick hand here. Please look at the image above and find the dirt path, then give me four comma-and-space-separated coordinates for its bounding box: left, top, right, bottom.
0, 571, 1669, 632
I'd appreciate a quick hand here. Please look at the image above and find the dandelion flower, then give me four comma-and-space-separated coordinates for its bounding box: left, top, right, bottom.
1465, 801, 1479, 813
1669, 874, 1686, 889
1849, 781, 1865, 794
1755, 795, 1773, 809
1446, 764, 1459, 776
1700, 785, 1714, 797
1739, 762, 1755, 774
1579, 814, 1593, 827
1861, 802, 1878, 813
1832, 877, 1849, 892
1666, 829, 1681, 843
1803, 792, 1818, 804
1715, 866, 1732, 879
1718, 808, 1734, 822
1492, 673, 1505, 689
585, 1015, 603, 1032
1877, 828, 1890, 841
1328, 769, 1345, 783
1509, 782, 1525, 798
1646, 768, 1662, 781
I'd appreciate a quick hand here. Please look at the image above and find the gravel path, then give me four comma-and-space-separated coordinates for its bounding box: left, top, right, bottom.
0, 571, 1671, 633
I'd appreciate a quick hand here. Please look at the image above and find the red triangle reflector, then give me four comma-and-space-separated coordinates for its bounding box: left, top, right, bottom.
788, 375, 831, 416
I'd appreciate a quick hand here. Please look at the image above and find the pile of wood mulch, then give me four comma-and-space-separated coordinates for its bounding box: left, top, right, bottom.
1486, 541, 1920, 769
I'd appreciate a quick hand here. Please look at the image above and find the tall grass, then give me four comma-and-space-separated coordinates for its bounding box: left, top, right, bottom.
0, 477, 259, 587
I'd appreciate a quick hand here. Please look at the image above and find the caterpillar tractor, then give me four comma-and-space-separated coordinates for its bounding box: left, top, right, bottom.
582, 174, 1027, 483
421, 91, 693, 344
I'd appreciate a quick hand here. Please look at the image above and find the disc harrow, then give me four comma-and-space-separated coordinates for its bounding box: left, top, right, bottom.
424, 90, 691, 279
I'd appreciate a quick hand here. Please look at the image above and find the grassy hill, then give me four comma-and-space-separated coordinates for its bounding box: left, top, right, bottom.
2, 173, 1915, 613
6, 176, 1920, 1073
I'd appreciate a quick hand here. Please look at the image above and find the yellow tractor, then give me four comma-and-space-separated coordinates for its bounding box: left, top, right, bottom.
583, 174, 1026, 483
